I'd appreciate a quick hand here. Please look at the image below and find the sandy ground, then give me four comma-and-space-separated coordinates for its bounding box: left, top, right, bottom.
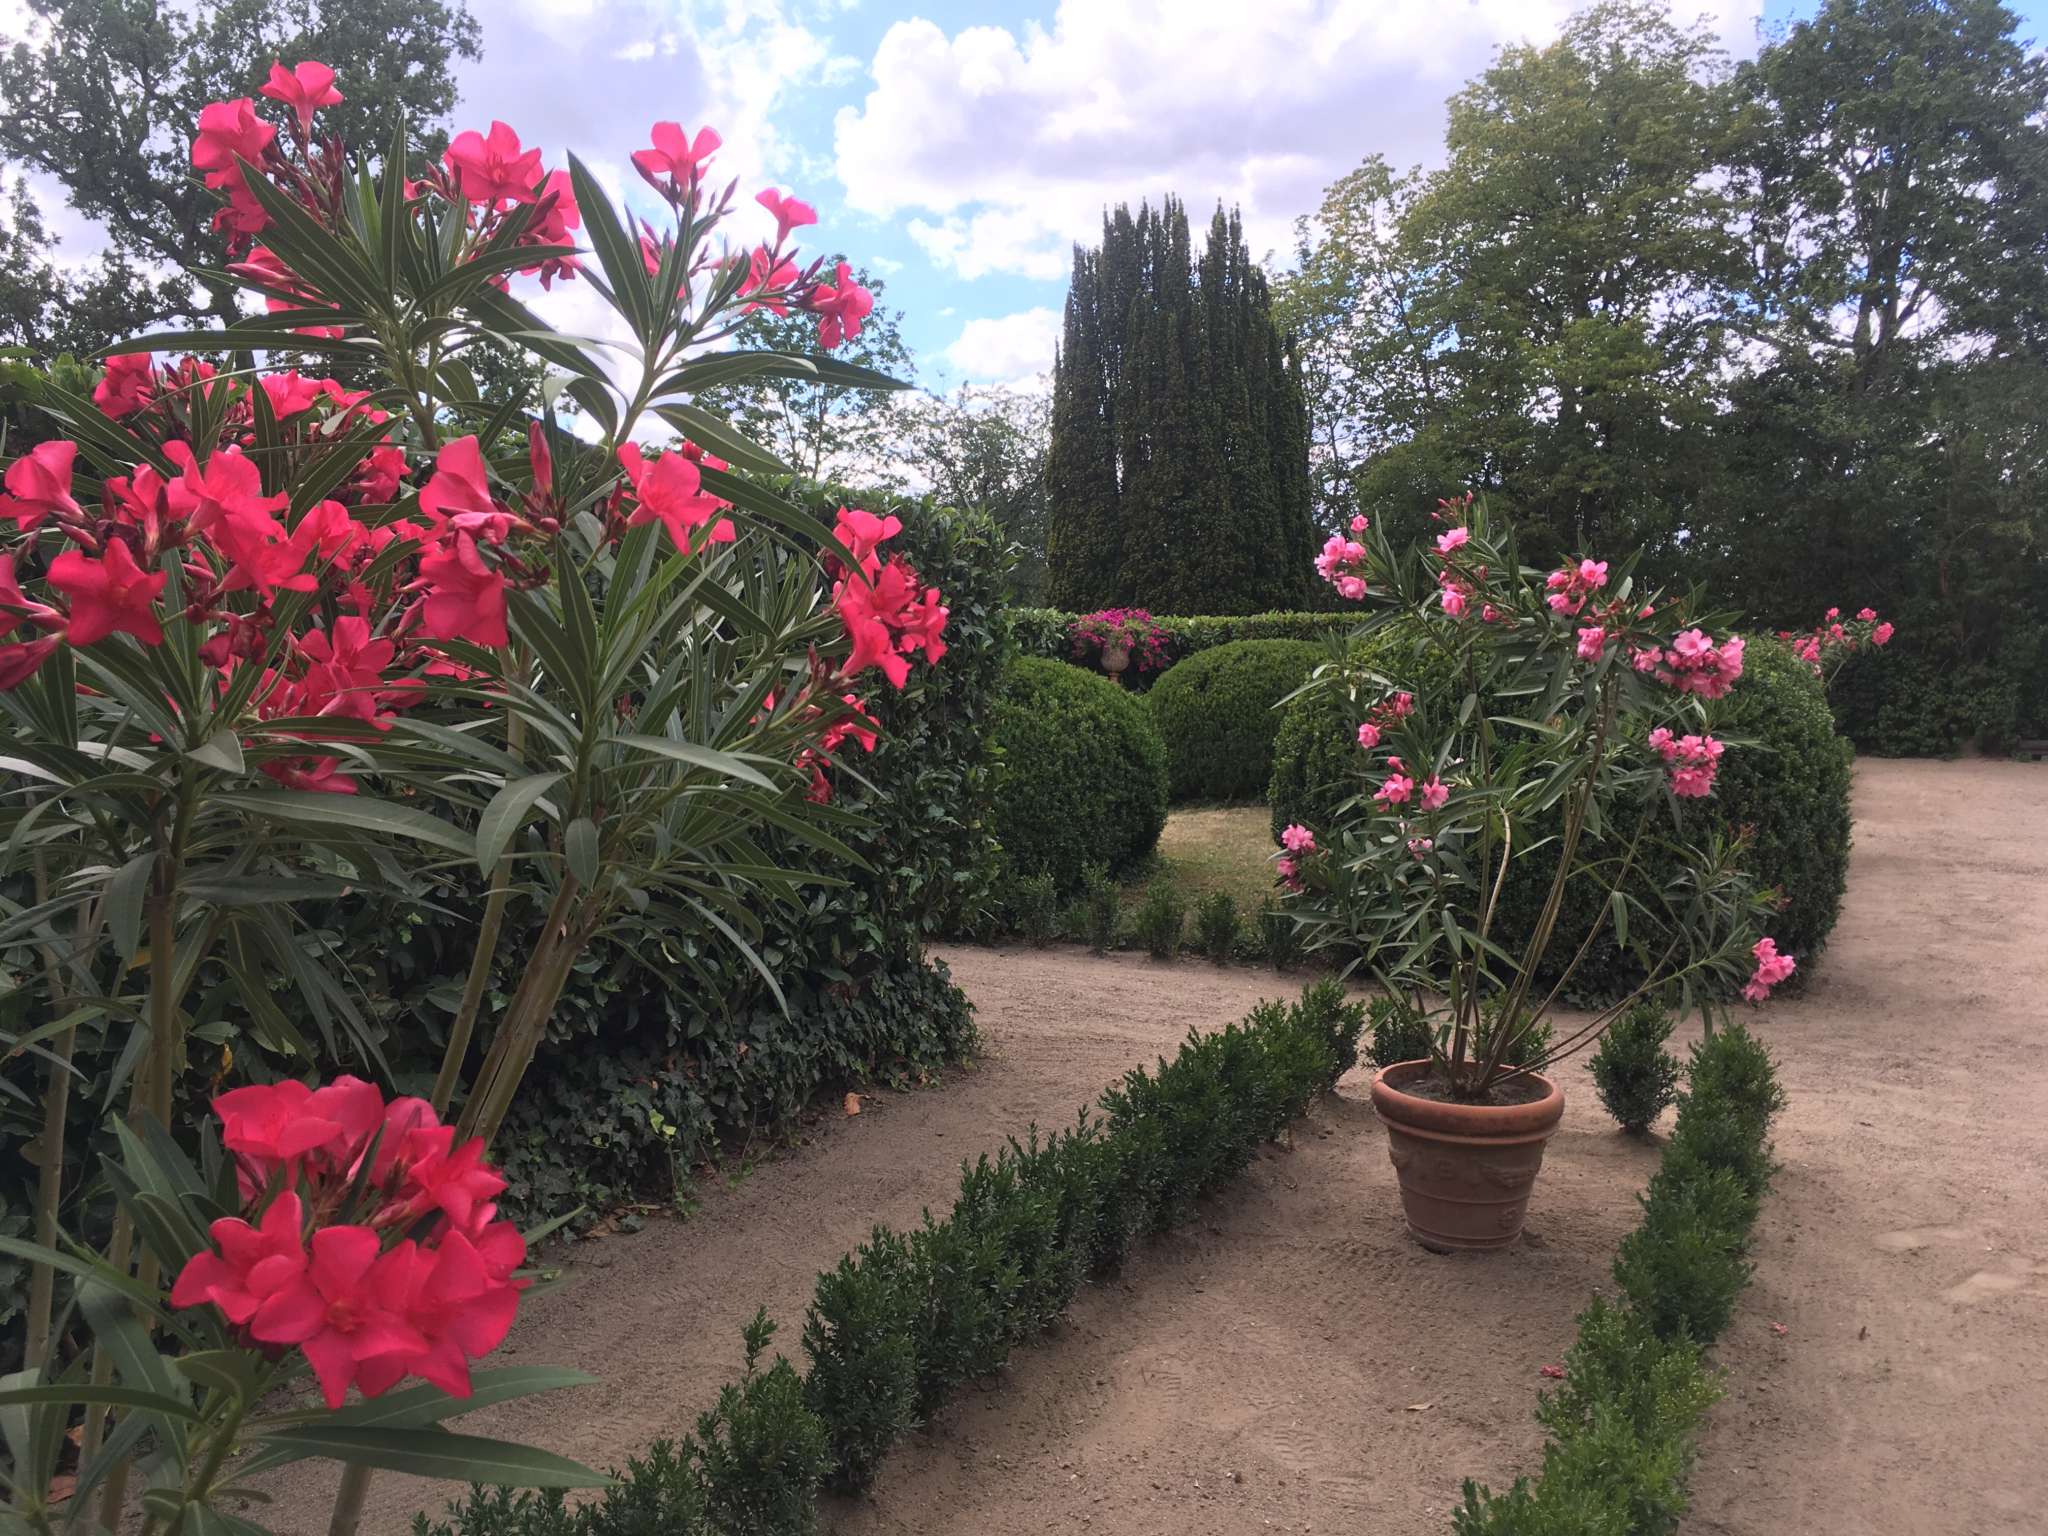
267, 757, 2048, 1536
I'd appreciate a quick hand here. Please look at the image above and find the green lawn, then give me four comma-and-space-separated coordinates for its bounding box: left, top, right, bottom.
1120, 803, 1277, 915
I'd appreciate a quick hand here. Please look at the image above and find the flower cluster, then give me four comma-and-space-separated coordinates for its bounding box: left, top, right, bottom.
171, 1078, 524, 1409
1316, 519, 1371, 601
1741, 937, 1796, 1002
826, 506, 948, 690
0, 372, 440, 789
1648, 726, 1725, 799
1634, 629, 1745, 699
1544, 558, 1609, 618
1779, 605, 1894, 681
1354, 688, 1413, 751
1068, 607, 1172, 672
1276, 823, 1317, 891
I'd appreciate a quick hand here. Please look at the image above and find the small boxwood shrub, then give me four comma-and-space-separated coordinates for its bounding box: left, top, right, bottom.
1454, 1022, 1783, 1534
1194, 891, 1241, 964
1077, 860, 1121, 953
990, 657, 1169, 894
1007, 872, 1061, 946
1273, 633, 1853, 998
1366, 995, 1435, 1070
1133, 878, 1187, 959
1147, 639, 1328, 801
1590, 1002, 1683, 1133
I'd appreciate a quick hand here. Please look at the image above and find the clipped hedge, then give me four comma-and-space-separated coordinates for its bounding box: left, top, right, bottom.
1271, 633, 1854, 996
420, 981, 1368, 1534
1148, 639, 1327, 801
1452, 1022, 1784, 1534
1012, 606, 1350, 687
990, 656, 1169, 894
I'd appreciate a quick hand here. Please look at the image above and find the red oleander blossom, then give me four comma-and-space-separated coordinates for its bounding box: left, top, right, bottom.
192, 99, 277, 192
415, 533, 509, 647
616, 443, 734, 554
0, 440, 82, 530
810, 262, 873, 349
260, 60, 343, 135
173, 1077, 526, 1409
633, 122, 721, 193
94, 353, 158, 418
47, 541, 166, 645
755, 187, 817, 243
444, 121, 543, 207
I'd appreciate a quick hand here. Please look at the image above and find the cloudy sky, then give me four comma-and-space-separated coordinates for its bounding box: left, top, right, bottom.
12, 0, 2048, 389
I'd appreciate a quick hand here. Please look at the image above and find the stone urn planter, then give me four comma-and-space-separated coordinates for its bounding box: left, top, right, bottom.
1369, 1060, 1565, 1251
1099, 641, 1131, 680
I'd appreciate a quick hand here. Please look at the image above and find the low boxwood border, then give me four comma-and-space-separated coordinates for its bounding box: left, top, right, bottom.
1451, 1022, 1786, 1534
418, 980, 1367, 1536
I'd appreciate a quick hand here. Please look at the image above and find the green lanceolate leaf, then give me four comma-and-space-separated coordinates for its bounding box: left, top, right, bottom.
476, 772, 566, 874
247, 1426, 612, 1488
211, 791, 475, 857
565, 817, 600, 884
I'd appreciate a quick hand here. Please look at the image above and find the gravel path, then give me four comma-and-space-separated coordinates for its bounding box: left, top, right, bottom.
266, 757, 2048, 1536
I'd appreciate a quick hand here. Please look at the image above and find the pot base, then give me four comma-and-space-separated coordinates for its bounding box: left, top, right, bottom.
1369, 1061, 1565, 1251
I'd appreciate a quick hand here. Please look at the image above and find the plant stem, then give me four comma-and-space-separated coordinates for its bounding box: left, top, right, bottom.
455, 875, 585, 1147
24, 852, 79, 1374
431, 706, 527, 1116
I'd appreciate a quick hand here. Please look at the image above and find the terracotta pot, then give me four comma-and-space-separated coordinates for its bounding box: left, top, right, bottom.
1369, 1060, 1564, 1252
1100, 642, 1131, 677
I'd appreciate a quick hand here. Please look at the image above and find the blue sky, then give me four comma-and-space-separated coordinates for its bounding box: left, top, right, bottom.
10, 0, 2048, 391
437, 0, 2044, 391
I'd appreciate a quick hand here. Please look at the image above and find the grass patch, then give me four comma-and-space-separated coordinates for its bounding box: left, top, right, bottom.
1119, 804, 1275, 918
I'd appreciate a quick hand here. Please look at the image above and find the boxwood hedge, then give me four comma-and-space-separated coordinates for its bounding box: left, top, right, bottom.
990, 656, 1169, 894
1147, 639, 1327, 802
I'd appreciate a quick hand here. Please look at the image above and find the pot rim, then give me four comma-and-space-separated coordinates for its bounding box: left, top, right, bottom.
1370, 1058, 1564, 1139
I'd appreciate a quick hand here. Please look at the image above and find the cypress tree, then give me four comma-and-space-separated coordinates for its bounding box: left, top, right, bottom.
1046, 199, 1315, 614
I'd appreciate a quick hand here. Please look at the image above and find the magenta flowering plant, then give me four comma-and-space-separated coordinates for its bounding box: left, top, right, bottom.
1068, 607, 1172, 672
1283, 497, 1792, 1101
0, 53, 944, 1536
1778, 604, 1895, 686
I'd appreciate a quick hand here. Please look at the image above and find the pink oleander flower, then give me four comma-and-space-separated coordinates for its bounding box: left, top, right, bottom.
0, 440, 83, 530
1375, 771, 1414, 808
1742, 936, 1796, 1002
1274, 855, 1302, 893
810, 262, 873, 349
191, 98, 276, 192
756, 187, 817, 243
1439, 579, 1469, 619
1872, 622, 1893, 645
260, 60, 343, 135
1407, 836, 1433, 860
1855, 607, 1875, 622
1649, 727, 1724, 798
1419, 776, 1448, 812
1280, 823, 1317, 854
445, 121, 543, 207
1576, 625, 1607, 661
1543, 556, 1609, 617
1436, 527, 1469, 555
1350, 515, 1369, 534
1357, 720, 1381, 750
633, 122, 721, 191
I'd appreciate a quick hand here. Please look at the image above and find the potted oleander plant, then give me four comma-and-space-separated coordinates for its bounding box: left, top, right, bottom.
1281, 503, 1794, 1250
1069, 607, 1170, 682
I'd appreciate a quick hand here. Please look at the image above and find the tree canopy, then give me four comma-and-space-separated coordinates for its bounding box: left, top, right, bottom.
1046, 198, 1315, 614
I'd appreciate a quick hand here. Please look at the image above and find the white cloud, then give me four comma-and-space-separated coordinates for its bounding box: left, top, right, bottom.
836, 1, 1765, 280
942, 306, 1061, 381
868, 254, 905, 274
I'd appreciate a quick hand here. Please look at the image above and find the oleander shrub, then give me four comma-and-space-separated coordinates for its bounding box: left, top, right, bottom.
1273, 633, 1852, 998
1366, 995, 1435, 1070
990, 657, 1170, 894
1195, 891, 1242, 964
1148, 639, 1328, 800
1134, 878, 1188, 958
1590, 1003, 1683, 1133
